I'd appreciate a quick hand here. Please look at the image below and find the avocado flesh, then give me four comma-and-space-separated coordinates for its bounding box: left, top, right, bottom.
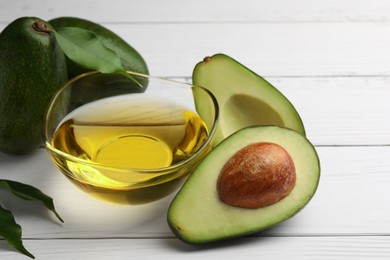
168, 126, 320, 244
192, 54, 305, 144
0, 17, 67, 155
49, 17, 149, 79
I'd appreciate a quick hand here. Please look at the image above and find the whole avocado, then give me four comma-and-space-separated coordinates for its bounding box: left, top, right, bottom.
0, 17, 67, 155
49, 17, 149, 78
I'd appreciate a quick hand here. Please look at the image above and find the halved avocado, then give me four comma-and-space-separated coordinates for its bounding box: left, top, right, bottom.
168, 126, 320, 244
192, 54, 305, 144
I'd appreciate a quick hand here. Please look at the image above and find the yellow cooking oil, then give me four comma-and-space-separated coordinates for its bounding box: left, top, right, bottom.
50, 94, 209, 204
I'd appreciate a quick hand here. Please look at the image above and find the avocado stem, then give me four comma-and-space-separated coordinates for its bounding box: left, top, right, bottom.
32, 20, 53, 34
203, 56, 212, 63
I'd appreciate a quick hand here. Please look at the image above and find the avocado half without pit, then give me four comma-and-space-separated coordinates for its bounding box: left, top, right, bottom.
167, 126, 320, 244
192, 53, 305, 145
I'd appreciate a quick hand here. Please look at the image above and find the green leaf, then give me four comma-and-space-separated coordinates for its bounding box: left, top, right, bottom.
0, 180, 63, 223
0, 204, 35, 259
53, 27, 127, 76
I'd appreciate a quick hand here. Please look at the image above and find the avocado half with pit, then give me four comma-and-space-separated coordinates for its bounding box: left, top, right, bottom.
168, 126, 320, 244
192, 53, 305, 144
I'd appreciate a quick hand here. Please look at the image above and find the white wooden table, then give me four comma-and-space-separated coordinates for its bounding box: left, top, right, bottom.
1, 0, 390, 259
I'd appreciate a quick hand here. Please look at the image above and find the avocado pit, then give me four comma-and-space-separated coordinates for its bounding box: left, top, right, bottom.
217, 142, 296, 209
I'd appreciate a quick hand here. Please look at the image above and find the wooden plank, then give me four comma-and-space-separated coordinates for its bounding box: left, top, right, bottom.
265, 76, 390, 146
2, 0, 390, 23
1, 22, 390, 77
34, 22, 390, 77
113, 22, 390, 77
2, 236, 390, 260
0, 74, 388, 146
180, 75, 390, 146
0, 146, 389, 239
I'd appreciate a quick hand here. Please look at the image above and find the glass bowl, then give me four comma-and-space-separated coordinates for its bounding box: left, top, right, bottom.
44, 71, 219, 204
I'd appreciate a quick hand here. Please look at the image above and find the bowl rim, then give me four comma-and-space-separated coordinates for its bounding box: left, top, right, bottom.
43, 70, 219, 175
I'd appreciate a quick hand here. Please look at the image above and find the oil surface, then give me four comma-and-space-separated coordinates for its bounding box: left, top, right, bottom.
50, 94, 209, 204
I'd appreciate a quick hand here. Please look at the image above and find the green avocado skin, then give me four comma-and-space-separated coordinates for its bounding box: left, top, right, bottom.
0, 17, 67, 155
49, 17, 149, 78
